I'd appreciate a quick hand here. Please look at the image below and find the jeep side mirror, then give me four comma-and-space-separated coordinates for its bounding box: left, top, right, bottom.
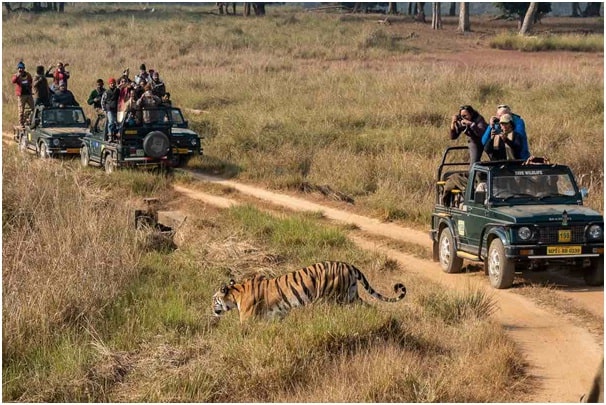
580, 187, 589, 199
184, 120, 189, 126
86, 118, 91, 127
474, 191, 487, 204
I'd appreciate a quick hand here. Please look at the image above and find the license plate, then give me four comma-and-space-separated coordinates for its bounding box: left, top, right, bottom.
176, 148, 191, 154
66, 148, 80, 154
547, 245, 581, 255
558, 229, 571, 243
124, 130, 138, 135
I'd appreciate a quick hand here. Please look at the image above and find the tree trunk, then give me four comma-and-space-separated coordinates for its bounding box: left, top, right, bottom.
4, 3, 12, 13
58, 2, 64, 12
243, 2, 250, 16
387, 2, 398, 14
583, 2, 602, 17
449, 2, 456, 16
432, 2, 442, 29
415, 2, 426, 22
571, 2, 581, 17
519, 2, 538, 35
408, 2, 413, 15
457, 2, 470, 33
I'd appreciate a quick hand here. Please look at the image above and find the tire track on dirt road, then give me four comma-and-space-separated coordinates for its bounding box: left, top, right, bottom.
173, 177, 603, 402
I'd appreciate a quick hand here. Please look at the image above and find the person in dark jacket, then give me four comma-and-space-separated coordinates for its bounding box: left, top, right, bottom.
11, 61, 34, 127
449, 105, 487, 164
150, 70, 166, 98
87, 79, 105, 132
33, 65, 52, 106
51, 81, 79, 107
101, 78, 120, 139
484, 114, 522, 161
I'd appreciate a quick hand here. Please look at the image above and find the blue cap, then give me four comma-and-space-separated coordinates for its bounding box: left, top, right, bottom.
17, 61, 25, 69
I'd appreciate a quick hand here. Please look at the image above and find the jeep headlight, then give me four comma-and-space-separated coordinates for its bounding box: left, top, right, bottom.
517, 226, 533, 241
190, 139, 197, 146
587, 224, 603, 241
52, 139, 60, 146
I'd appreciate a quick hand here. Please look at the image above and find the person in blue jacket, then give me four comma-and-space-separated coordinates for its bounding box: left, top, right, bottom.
482, 104, 530, 160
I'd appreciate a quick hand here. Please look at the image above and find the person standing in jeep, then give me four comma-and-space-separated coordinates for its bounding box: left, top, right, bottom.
101, 78, 120, 140
33, 65, 52, 107
87, 79, 105, 133
11, 61, 34, 128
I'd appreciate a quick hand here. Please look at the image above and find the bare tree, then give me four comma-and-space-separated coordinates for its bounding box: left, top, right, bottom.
519, 2, 538, 35
432, 3, 442, 29
583, 2, 602, 17
387, 2, 398, 14
571, 2, 581, 17
457, 2, 470, 33
449, 2, 456, 16
415, 2, 426, 22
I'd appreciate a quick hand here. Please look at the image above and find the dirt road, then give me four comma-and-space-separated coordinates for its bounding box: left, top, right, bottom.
174, 172, 604, 403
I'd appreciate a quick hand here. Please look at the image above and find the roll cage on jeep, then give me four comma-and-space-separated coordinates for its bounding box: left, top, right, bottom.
430, 146, 604, 289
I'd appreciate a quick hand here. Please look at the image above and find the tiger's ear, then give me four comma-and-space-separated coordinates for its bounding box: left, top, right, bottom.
229, 279, 236, 286
220, 283, 227, 294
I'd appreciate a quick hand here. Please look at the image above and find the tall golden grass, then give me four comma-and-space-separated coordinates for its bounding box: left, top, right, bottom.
2, 4, 601, 401
2, 4, 602, 225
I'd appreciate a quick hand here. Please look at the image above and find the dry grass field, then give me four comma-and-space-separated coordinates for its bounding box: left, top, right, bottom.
2, 3, 603, 402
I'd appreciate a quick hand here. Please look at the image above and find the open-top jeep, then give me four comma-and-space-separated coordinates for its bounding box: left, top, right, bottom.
168, 107, 203, 166
81, 106, 202, 172
430, 146, 604, 289
14, 105, 91, 158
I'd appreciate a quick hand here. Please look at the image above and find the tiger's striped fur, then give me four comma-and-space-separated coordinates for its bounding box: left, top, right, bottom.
212, 261, 407, 322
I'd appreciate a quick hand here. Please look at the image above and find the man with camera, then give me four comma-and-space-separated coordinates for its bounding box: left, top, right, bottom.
482, 104, 530, 159
449, 105, 488, 163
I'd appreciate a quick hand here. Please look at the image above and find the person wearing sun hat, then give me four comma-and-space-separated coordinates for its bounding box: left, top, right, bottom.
484, 113, 523, 161
11, 61, 34, 127
482, 104, 530, 159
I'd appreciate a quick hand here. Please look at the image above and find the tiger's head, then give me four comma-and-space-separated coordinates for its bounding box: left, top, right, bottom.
212, 279, 237, 317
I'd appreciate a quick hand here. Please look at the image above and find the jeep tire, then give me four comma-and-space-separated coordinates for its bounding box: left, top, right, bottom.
80, 145, 90, 167
143, 131, 170, 158
486, 238, 515, 289
438, 227, 463, 274
19, 135, 27, 153
584, 257, 604, 286
39, 142, 50, 159
104, 154, 116, 174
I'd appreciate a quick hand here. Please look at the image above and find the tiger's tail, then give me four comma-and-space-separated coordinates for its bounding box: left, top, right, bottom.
352, 264, 407, 302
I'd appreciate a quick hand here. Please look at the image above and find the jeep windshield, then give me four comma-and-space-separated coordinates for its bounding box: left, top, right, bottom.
491, 166, 578, 203
169, 108, 186, 127
42, 108, 87, 128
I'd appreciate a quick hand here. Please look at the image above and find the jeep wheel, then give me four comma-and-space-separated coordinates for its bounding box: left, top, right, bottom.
486, 238, 515, 289
18, 135, 27, 153
584, 257, 604, 286
39, 142, 50, 159
142, 131, 170, 158
104, 154, 116, 174
80, 145, 90, 167
438, 227, 463, 273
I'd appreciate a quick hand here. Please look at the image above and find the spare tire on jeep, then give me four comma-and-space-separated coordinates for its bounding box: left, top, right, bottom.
143, 131, 170, 158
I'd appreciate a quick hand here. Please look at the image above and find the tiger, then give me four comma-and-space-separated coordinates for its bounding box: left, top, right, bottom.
211, 261, 407, 322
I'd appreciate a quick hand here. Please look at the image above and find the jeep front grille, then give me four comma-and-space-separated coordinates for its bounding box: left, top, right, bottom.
538, 225, 585, 244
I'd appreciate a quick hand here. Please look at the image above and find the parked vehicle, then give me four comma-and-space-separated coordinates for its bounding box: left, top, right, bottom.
430, 146, 604, 289
169, 107, 203, 166
14, 105, 91, 158
81, 106, 202, 173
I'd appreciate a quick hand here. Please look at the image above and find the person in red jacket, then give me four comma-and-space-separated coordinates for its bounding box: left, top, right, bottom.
45, 61, 70, 91
11, 61, 34, 127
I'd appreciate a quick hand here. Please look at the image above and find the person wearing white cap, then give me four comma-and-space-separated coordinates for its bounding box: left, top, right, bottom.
484, 113, 523, 161
482, 104, 530, 159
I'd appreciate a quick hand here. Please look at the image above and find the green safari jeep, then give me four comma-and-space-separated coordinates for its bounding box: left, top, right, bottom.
430, 146, 604, 289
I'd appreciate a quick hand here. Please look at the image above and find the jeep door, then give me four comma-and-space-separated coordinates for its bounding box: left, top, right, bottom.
465, 169, 491, 253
